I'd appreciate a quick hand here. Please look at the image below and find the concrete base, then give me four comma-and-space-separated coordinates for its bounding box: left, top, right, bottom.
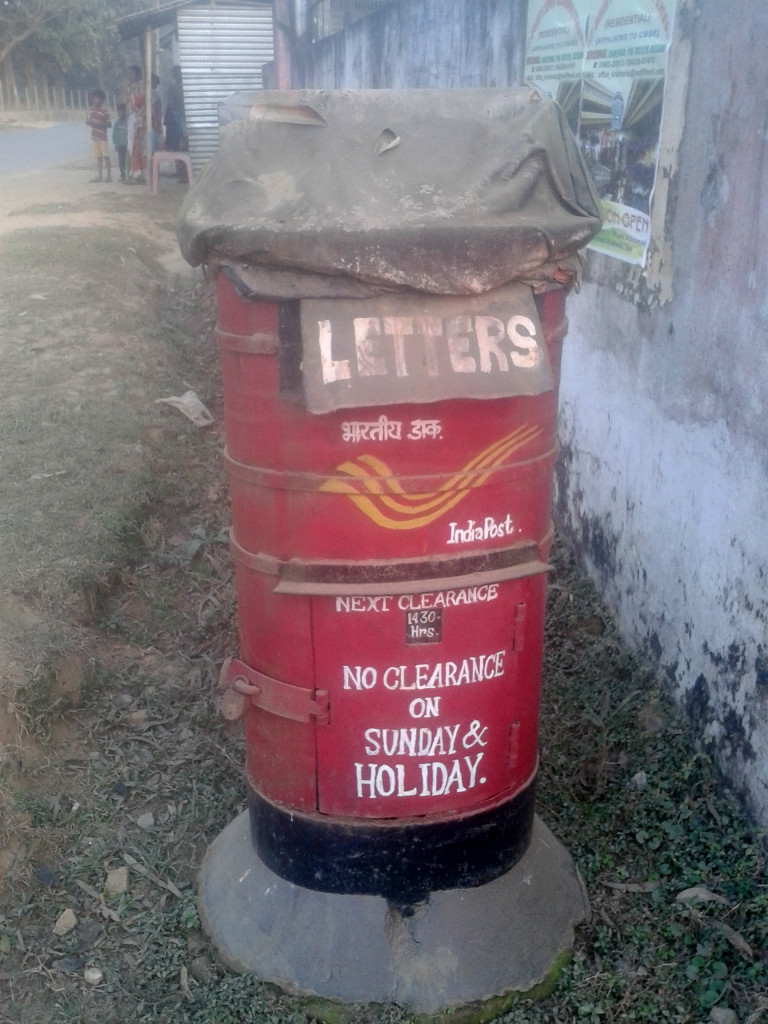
198, 812, 588, 1020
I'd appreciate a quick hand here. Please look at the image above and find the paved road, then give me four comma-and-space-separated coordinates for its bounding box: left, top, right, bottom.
0, 122, 87, 177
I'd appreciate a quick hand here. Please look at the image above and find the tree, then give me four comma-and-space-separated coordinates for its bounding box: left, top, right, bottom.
0, 0, 68, 65
0, 0, 146, 105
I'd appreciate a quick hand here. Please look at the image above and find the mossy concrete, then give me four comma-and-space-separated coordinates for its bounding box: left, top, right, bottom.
199, 812, 587, 1018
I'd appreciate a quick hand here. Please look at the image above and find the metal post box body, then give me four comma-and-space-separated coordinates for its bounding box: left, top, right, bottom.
179, 88, 602, 905
216, 272, 567, 900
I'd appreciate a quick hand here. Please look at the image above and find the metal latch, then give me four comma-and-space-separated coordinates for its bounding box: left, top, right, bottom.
217, 657, 330, 725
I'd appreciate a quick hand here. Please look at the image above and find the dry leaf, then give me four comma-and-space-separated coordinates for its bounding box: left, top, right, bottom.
675, 885, 731, 907
180, 964, 193, 1000
714, 920, 753, 960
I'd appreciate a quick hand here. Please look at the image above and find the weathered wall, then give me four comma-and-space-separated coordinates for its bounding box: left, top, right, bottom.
290, 0, 527, 88
556, 0, 768, 823
288, 0, 768, 825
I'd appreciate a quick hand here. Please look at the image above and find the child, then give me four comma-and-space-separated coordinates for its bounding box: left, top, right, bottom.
112, 103, 128, 182
86, 89, 112, 182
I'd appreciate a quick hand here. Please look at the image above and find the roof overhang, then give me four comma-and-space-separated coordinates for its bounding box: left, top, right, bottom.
117, 0, 271, 39
117, 1, 202, 40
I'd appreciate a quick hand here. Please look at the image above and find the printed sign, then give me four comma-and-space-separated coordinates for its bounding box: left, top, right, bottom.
526, 0, 676, 265
300, 284, 552, 413
314, 578, 538, 818
405, 607, 443, 645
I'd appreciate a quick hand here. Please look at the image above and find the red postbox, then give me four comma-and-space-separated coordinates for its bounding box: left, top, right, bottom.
178, 88, 601, 906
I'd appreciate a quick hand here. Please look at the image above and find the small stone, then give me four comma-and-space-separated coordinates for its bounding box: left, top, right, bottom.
629, 770, 648, 791
53, 908, 77, 937
135, 812, 155, 830
189, 953, 216, 984
709, 1008, 738, 1024
84, 967, 104, 986
105, 866, 129, 895
126, 709, 147, 727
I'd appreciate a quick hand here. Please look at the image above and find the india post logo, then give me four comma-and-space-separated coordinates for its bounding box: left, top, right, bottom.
319, 424, 541, 530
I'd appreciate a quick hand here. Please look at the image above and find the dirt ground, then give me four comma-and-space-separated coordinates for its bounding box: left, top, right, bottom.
0, 135, 244, 1021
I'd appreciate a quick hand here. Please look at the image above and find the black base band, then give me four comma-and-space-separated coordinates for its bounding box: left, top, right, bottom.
248, 781, 536, 905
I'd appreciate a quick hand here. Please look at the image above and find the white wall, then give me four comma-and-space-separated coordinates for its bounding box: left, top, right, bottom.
557, 282, 768, 822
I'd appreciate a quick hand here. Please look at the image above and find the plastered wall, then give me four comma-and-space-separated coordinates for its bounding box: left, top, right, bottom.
291, 0, 527, 88
288, 0, 768, 825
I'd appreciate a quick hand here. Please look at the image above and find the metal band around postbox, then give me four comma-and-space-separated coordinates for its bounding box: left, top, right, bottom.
215, 328, 279, 355
223, 444, 558, 496
229, 530, 553, 597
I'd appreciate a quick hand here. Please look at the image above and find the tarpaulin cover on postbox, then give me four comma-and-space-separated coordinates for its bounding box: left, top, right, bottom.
179, 88, 601, 413
177, 88, 601, 296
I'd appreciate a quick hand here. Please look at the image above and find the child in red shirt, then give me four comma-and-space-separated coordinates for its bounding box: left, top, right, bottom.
86, 89, 112, 182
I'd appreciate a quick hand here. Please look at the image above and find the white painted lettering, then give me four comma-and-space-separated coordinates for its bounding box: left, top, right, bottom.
407, 418, 443, 440
396, 764, 418, 796
354, 318, 387, 376
396, 584, 499, 611
446, 315, 477, 372
444, 759, 466, 794
343, 665, 377, 690
345, 653, 504, 693
335, 595, 394, 613
408, 695, 441, 718
319, 311, 545, 389
448, 514, 514, 545
443, 724, 460, 753
363, 729, 381, 755
383, 665, 403, 690
318, 319, 351, 384
381, 317, 412, 377
355, 762, 377, 798
464, 752, 484, 787
430, 761, 448, 795
507, 316, 541, 368
412, 318, 443, 376
475, 315, 509, 372
376, 764, 397, 796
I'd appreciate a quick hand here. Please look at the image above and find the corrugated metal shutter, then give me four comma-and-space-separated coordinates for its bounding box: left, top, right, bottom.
178, 3, 273, 172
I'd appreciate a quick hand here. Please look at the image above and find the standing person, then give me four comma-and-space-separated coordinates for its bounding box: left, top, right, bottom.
85, 89, 112, 183
151, 74, 163, 153
163, 65, 188, 180
112, 103, 129, 182
125, 64, 146, 184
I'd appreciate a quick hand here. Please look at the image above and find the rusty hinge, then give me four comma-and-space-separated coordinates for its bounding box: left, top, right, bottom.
217, 657, 329, 725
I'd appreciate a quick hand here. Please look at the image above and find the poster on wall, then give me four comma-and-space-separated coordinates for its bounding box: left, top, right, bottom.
525, 0, 676, 266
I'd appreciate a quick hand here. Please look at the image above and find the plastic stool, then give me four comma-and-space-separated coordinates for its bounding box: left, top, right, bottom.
151, 151, 193, 194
